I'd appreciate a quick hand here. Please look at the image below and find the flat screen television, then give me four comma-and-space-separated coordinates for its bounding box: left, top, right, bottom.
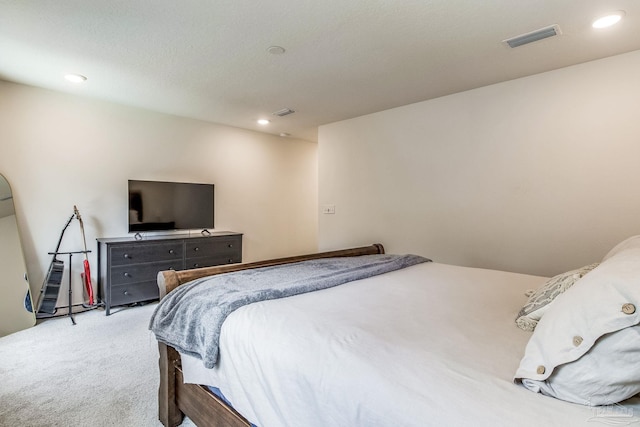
128, 180, 214, 233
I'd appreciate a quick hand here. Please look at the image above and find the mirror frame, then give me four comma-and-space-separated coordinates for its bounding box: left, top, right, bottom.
0, 173, 35, 336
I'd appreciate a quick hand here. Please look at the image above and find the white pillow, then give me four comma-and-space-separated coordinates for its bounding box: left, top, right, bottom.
603, 234, 640, 261
519, 326, 640, 406
514, 241, 640, 405
515, 263, 599, 331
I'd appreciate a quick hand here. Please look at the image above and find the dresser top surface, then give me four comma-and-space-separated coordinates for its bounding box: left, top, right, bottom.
97, 231, 242, 244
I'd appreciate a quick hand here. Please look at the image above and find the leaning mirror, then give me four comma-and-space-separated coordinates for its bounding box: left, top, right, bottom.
0, 174, 35, 336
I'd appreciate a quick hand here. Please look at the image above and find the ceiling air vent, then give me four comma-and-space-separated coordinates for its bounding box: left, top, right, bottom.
272, 108, 295, 117
503, 24, 561, 48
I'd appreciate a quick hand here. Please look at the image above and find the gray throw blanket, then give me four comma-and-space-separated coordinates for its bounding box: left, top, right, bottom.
149, 253, 430, 368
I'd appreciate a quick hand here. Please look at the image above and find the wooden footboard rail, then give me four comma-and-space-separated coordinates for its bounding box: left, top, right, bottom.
157, 243, 385, 426
157, 243, 385, 298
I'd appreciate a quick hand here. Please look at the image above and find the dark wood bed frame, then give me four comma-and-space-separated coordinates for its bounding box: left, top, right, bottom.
157, 243, 385, 427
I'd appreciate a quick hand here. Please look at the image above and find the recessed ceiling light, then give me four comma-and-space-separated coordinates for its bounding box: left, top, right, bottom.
257, 119, 270, 125
592, 11, 625, 29
64, 73, 87, 83
267, 46, 286, 55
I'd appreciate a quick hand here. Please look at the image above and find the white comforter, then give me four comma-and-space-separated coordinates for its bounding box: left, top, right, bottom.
181, 262, 640, 426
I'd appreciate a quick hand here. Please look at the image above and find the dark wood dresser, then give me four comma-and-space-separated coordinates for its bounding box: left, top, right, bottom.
97, 232, 242, 315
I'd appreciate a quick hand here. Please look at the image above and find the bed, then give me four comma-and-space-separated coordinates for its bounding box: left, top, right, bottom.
151, 240, 640, 427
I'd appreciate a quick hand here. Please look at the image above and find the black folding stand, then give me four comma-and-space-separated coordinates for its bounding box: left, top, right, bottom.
47, 250, 92, 325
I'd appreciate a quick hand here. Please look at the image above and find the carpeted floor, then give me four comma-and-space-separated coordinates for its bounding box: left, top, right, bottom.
0, 303, 195, 427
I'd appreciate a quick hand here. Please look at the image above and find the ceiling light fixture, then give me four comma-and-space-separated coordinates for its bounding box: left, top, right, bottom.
64, 73, 87, 83
592, 11, 625, 29
257, 119, 270, 125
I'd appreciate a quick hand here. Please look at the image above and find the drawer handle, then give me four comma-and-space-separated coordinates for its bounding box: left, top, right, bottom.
194, 247, 199, 252
169, 249, 174, 254
123, 253, 131, 259
123, 272, 131, 278
228, 244, 233, 248
193, 263, 200, 268
228, 259, 234, 263
123, 290, 130, 296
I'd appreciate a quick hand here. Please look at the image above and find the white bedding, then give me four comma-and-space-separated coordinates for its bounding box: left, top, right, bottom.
181, 262, 640, 426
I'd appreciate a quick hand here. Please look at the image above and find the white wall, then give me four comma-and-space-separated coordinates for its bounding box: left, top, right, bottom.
319, 50, 640, 277
0, 81, 318, 305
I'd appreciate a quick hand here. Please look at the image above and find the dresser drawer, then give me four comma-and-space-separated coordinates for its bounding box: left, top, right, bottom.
185, 236, 241, 258
110, 260, 184, 286
110, 282, 159, 306
184, 254, 241, 269
110, 242, 184, 266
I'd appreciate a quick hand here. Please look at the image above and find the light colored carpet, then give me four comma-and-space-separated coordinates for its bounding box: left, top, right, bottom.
0, 303, 195, 427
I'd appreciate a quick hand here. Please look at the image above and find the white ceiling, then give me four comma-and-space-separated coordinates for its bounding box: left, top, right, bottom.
1, 1, 639, 142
